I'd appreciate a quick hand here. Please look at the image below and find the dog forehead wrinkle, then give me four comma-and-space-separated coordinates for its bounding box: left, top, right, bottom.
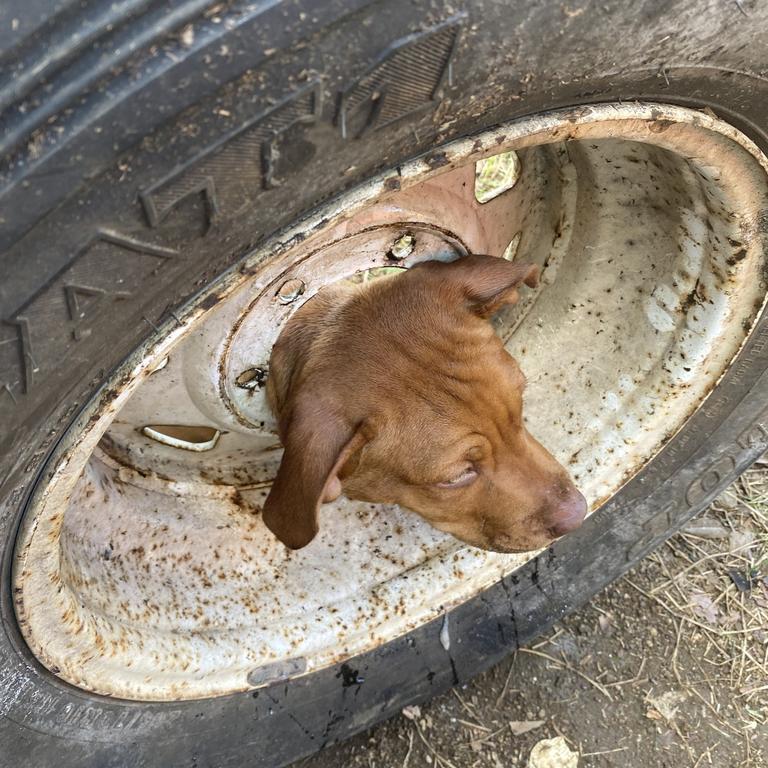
367, 410, 480, 484
322, 277, 497, 380
364, 334, 526, 458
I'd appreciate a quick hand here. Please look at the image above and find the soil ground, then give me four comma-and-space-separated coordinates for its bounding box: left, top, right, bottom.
296, 465, 768, 768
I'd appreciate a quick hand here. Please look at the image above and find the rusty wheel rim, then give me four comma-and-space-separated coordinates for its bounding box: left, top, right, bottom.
13, 102, 768, 701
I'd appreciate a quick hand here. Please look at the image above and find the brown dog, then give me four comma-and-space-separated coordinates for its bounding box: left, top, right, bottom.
263, 254, 587, 551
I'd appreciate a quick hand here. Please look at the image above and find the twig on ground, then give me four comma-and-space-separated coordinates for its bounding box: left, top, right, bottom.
494, 652, 519, 708
412, 720, 459, 768
581, 746, 629, 757
451, 688, 483, 724
401, 729, 414, 768
517, 647, 614, 701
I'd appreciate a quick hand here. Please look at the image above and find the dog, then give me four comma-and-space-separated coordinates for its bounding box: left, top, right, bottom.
263, 253, 587, 552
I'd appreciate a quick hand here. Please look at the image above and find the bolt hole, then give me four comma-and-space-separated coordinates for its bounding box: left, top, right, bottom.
502, 232, 522, 261
276, 278, 306, 304
387, 233, 415, 261
475, 150, 521, 203
343, 266, 407, 286
141, 425, 220, 452
149, 356, 169, 374
236, 368, 268, 390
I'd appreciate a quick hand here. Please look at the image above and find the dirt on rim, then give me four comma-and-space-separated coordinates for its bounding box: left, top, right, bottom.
296, 465, 768, 768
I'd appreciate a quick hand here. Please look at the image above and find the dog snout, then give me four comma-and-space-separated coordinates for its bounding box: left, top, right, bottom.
546, 486, 587, 537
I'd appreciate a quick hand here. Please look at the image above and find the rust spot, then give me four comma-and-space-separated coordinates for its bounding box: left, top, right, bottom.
727, 248, 747, 266
199, 293, 221, 311
649, 120, 673, 134
564, 106, 592, 123
424, 151, 449, 169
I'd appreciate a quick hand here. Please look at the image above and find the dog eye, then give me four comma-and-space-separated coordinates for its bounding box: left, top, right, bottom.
436, 467, 478, 489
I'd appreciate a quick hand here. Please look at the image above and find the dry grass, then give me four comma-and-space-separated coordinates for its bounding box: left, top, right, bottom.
633, 463, 768, 765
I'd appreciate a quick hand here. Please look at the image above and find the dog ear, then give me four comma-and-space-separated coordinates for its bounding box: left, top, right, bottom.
419, 254, 539, 318
263, 398, 367, 549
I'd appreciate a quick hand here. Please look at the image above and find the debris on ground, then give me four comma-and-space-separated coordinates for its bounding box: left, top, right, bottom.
401, 705, 421, 721
510, 720, 546, 736
300, 466, 768, 768
528, 737, 578, 768
645, 690, 687, 723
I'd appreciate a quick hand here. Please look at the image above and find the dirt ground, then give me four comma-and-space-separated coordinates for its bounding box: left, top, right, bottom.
296, 465, 768, 768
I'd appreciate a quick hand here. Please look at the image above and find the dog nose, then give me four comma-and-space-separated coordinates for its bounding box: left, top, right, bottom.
547, 488, 587, 537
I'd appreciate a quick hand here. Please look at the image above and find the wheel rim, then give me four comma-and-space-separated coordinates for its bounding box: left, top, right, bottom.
13, 102, 768, 701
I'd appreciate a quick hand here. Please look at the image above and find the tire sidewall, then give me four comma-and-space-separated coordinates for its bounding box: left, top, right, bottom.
2, 2, 768, 765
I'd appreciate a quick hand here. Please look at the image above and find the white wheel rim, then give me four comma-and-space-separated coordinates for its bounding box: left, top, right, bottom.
13, 102, 768, 701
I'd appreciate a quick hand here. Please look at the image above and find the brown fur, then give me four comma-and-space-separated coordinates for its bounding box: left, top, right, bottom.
263, 254, 587, 551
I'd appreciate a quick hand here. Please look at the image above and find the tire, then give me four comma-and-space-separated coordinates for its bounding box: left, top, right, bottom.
2, 1, 768, 766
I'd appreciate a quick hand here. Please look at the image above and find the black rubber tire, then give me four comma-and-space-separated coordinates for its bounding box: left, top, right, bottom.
2, 1, 768, 766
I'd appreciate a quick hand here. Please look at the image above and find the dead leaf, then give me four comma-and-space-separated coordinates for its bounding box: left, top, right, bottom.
683, 516, 729, 539
713, 490, 740, 512
401, 705, 421, 721
689, 592, 720, 624
510, 720, 546, 736
645, 691, 687, 723
729, 530, 756, 553
528, 736, 578, 768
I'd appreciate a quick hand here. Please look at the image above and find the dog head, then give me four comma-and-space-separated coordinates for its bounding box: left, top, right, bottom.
263, 254, 587, 551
